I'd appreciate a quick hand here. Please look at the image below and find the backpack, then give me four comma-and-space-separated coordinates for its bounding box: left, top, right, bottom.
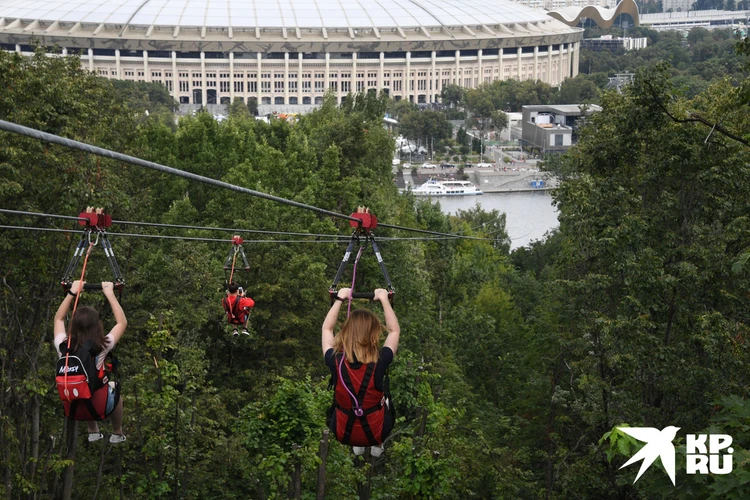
328, 353, 395, 447
223, 294, 247, 325
56, 340, 117, 421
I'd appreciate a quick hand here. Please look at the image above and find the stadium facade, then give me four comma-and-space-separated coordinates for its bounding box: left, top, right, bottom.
0, 0, 583, 109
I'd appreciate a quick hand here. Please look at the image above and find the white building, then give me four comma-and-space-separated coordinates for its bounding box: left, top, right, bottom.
0, 0, 583, 111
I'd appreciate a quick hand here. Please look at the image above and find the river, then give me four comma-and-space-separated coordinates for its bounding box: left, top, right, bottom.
433, 191, 559, 249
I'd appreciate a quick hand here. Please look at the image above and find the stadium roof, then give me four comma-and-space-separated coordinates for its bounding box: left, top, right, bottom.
0, 0, 551, 30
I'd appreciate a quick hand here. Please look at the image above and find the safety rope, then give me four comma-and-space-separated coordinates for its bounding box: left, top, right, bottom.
228, 246, 238, 286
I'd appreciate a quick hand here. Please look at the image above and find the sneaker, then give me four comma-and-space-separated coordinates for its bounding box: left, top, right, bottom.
352, 446, 366, 456
109, 434, 127, 444
232, 330, 239, 336
88, 432, 104, 443
370, 444, 384, 458
242, 329, 250, 336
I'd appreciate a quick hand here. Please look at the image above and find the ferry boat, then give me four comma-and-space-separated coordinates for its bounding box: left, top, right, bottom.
412, 179, 483, 196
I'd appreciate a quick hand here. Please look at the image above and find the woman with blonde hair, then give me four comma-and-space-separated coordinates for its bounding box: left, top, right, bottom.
322, 287, 400, 457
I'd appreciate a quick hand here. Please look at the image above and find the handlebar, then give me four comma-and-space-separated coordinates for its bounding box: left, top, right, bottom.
62, 282, 124, 292
329, 290, 394, 306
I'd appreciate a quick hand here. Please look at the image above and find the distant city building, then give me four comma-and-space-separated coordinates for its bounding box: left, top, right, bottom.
511, 0, 616, 9
521, 104, 601, 153
582, 35, 648, 51
662, 0, 694, 12
547, 0, 641, 29
0, 0, 583, 113
640, 9, 750, 31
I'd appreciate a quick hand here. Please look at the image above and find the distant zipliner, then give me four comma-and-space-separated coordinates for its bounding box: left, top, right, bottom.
222, 235, 255, 336
323, 208, 399, 458
55, 208, 127, 444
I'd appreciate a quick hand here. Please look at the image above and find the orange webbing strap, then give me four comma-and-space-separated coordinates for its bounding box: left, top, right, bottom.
228, 246, 238, 286
63, 241, 95, 401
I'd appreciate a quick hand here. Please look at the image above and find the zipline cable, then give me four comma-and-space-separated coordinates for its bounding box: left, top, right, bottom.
0, 225, 482, 243
0, 208, 88, 222
0, 119, 490, 241
111, 219, 350, 239
0, 119, 359, 224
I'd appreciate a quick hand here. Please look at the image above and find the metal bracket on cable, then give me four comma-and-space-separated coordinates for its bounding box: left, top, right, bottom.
61, 207, 125, 292
224, 235, 251, 288
329, 207, 395, 305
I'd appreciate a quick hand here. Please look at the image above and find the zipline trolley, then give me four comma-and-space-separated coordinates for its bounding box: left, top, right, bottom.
329, 207, 395, 306
61, 207, 124, 292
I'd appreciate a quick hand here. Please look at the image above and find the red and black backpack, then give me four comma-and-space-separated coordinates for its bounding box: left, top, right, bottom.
328, 352, 395, 447
222, 294, 247, 325
56, 340, 119, 421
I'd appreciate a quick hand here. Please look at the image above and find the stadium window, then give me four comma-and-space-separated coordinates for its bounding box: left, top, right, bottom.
193, 81, 202, 87
261, 73, 271, 79
274, 73, 284, 79
93, 49, 116, 56
341, 81, 350, 92
274, 81, 284, 90
177, 51, 201, 59
522, 46, 534, 54
262, 97, 271, 104
206, 72, 216, 79
261, 81, 271, 92
179, 81, 189, 92
503, 48, 518, 55
121, 50, 144, 57
384, 51, 406, 59
289, 73, 297, 79
149, 51, 171, 58
166, 81, 173, 91
289, 81, 297, 90
368, 80, 377, 87
302, 81, 311, 92
314, 73, 324, 79
234, 73, 243, 78
137, 71, 144, 77
248, 73, 257, 79
329, 81, 338, 91
358, 52, 379, 59
125, 71, 134, 77
207, 81, 216, 88
165, 72, 172, 78
250, 82, 258, 92
412, 51, 430, 58
289, 96, 298, 104
179, 72, 188, 78
483, 48, 499, 56
302, 73, 311, 79
180, 96, 189, 104
315, 81, 324, 91
303, 96, 311, 104
220, 73, 230, 78
151, 72, 162, 78
220, 81, 230, 92
460, 49, 478, 57
436, 50, 453, 58
275, 96, 285, 104
266, 52, 284, 59
204, 52, 226, 59
393, 81, 402, 91
234, 81, 244, 92
340, 73, 350, 79
356, 73, 364, 79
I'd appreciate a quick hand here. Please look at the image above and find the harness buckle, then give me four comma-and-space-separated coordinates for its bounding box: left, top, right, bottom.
354, 408, 364, 417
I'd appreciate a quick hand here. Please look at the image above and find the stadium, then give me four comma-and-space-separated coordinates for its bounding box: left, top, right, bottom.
0, 0, 583, 110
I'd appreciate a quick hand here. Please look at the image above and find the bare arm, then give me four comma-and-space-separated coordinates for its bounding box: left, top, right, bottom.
54, 280, 83, 335
102, 282, 127, 345
322, 288, 350, 354
375, 289, 400, 355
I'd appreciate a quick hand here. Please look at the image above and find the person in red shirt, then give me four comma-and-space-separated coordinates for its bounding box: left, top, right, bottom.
223, 282, 255, 336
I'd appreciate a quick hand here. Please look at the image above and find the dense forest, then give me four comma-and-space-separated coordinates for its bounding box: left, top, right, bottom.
1, 32, 749, 498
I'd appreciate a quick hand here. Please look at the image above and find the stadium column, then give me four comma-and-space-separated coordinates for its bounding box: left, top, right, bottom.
405, 51, 410, 102
559, 44, 564, 83
533, 46, 538, 81
201, 51, 207, 106
431, 51, 436, 103
454, 50, 459, 85
256, 53, 262, 106
115, 49, 121, 79
284, 52, 289, 106
325, 52, 330, 96
230, 52, 235, 102
144, 50, 149, 82
298, 53, 303, 104
352, 52, 357, 99
379, 52, 384, 95
573, 42, 579, 77
547, 45, 552, 84
172, 52, 178, 101
516, 47, 521, 81
88, 48, 94, 72
477, 48, 482, 89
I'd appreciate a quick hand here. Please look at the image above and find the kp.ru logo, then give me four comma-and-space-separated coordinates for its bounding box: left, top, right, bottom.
618, 427, 733, 485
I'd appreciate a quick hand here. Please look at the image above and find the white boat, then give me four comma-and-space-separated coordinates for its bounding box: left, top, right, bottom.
412, 179, 483, 196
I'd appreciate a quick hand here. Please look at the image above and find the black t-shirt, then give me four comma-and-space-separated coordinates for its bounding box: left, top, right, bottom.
325, 347, 394, 392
